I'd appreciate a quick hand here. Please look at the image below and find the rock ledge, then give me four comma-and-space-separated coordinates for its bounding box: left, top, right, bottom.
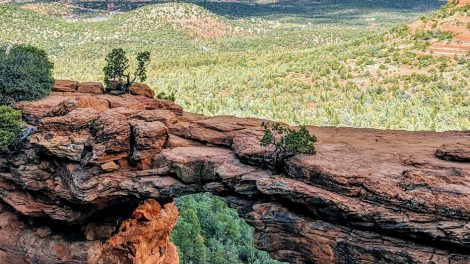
1, 81, 469, 263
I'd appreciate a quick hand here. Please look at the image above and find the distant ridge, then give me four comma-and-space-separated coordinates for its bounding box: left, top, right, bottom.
410, 1, 470, 57
453, 0, 470, 7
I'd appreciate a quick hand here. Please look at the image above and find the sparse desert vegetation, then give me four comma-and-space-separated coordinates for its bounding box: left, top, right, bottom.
1, 0, 468, 263
2, 0, 466, 132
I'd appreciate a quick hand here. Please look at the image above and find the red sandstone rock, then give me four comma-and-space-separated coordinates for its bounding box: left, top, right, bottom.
30, 129, 91, 161
130, 120, 168, 160
129, 109, 177, 127
129, 83, 155, 98
53, 80, 78, 92
165, 134, 202, 148
2, 91, 470, 264
0, 199, 178, 264
89, 110, 131, 164
40, 108, 100, 130
101, 200, 179, 264
47, 96, 109, 116
77, 82, 105, 94
100, 161, 120, 172
436, 143, 470, 162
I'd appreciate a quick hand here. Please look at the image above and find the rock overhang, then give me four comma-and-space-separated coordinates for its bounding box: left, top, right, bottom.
1, 80, 469, 263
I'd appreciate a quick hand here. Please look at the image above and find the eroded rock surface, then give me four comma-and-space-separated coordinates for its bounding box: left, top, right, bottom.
2, 85, 470, 264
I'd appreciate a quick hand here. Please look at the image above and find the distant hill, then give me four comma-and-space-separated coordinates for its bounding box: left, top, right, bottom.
2, 0, 447, 25
0, 0, 467, 133
0, 2, 468, 264
409, 1, 470, 57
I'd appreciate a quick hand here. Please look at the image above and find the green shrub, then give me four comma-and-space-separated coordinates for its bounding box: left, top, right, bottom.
260, 122, 317, 174
0, 106, 22, 152
0, 45, 54, 105
156, 91, 176, 102
103, 48, 151, 91
415, 30, 454, 41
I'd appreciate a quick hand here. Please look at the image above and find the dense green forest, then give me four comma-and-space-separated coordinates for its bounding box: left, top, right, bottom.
172, 194, 281, 264
2, 0, 469, 263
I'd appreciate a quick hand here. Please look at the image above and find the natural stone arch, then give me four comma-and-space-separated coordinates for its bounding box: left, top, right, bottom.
1, 85, 470, 263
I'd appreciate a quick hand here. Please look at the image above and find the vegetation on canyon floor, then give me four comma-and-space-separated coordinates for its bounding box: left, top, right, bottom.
1, 0, 468, 263
172, 194, 281, 264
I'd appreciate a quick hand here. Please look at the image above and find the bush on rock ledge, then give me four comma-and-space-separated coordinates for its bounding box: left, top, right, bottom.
0, 45, 54, 105
0, 106, 22, 152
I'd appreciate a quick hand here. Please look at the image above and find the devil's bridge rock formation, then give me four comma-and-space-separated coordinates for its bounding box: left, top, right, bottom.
1, 81, 469, 264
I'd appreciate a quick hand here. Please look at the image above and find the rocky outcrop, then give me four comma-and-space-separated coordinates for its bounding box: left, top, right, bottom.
53, 80, 78, 92
129, 83, 155, 98
77, 82, 105, 94
436, 143, 470, 162
2, 82, 470, 263
0, 199, 178, 264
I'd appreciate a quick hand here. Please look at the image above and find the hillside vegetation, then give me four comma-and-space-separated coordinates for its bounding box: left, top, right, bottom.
1, 1, 468, 263
2, 0, 466, 132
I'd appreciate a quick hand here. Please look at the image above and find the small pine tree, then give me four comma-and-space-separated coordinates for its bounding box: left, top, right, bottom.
103, 48, 128, 86
261, 122, 317, 174
103, 48, 151, 92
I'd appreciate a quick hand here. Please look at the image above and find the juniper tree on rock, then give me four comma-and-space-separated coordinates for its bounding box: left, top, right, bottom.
103, 48, 151, 92
260, 122, 317, 174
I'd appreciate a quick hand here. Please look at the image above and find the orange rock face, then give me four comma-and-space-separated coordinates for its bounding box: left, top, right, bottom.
129, 83, 155, 98
53, 79, 78, 92
413, 1, 470, 57
1, 81, 470, 263
77, 82, 105, 94
100, 200, 179, 264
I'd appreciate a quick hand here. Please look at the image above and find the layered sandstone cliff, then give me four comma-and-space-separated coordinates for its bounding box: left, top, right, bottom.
0, 81, 469, 263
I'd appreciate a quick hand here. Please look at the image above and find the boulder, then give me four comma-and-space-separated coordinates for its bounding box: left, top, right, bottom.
53, 80, 78, 92
16, 95, 73, 125
77, 82, 104, 94
436, 143, 470, 162
39, 108, 100, 131
129, 109, 177, 127
30, 130, 91, 161
129, 83, 155, 98
46, 96, 109, 116
100, 161, 120, 172
130, 120, 168, 160
154, 99, 183, 116
89, 110, 131, 164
